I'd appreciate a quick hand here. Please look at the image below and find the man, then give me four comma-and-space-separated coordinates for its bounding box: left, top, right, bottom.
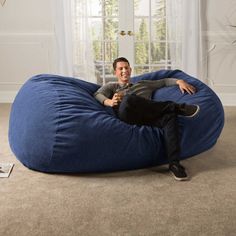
94, 57, 199, 181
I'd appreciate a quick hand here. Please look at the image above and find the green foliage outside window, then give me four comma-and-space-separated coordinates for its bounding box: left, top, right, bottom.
91, 0, 169, 81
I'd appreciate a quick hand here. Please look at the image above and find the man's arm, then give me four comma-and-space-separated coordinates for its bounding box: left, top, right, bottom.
94, 92, 121, 107
94, 92, 109, 105
176, 79, 196, 94
135, 78, 196, 95
103, 94, 122, 107
94, 83, 121, 107
164, 78, 197, 94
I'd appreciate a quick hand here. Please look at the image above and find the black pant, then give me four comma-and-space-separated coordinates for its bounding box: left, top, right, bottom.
115, 94, 180, 164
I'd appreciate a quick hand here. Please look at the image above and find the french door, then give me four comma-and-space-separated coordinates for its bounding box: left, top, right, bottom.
89, 0, 173, 84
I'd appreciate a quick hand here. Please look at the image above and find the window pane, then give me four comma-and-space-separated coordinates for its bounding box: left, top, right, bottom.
89, 0, 102, 16
93, 40, 103, 61
104, 0, 118, 16
134, 66, 150, 75
95, 63, 115, 85
168, 42, 182, 67
90, 19, 103, 40
104, 41, 118, 62
151, 0, 166, 18
151, 18, 166, 40
134, 0, 149, 17
150, 65, 171, 72
150, 42, 169, 63
104, 19, 118, 40
134, 18, 149, 41
104, 64, 116, 83
135, 42, 149, 64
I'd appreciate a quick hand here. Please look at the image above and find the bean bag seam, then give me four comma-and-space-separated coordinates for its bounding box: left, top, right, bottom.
47, 83, 62, 168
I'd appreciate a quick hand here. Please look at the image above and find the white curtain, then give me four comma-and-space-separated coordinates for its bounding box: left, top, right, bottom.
71, 0, 96, 82
166, 0, 182, 70
53, 0, 96, 82
54, 0, 206, 82
53, 0, 73, 76
167, 0, 206, 81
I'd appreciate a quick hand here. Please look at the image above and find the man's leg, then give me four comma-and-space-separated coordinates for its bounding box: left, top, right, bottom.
154, 113, 180, 164
154, 113, 188, 181
117, 94, 188, 181
117, 94, 199, 124
117, 94, 176, 125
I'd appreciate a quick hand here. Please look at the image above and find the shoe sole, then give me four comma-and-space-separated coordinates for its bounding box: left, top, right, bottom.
170, 172, 189, 181
184, 105, 200, 118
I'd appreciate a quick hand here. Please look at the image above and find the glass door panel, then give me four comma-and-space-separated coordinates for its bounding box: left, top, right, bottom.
89, 0, 170, 84
89, 0, 119, 84
134, 0, 170, 74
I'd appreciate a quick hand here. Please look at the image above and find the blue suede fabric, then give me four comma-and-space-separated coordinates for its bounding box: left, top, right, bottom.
8, 71, 224, 173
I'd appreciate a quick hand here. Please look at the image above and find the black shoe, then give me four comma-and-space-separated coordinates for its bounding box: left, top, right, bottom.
176, 104, 200, 117
169, 163, 188, 181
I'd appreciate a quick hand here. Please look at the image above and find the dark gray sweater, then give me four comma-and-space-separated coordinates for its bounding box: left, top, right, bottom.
94, 78, 178, 104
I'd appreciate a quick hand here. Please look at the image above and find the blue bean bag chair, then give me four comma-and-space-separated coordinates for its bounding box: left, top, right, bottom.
8, 70, 224, 173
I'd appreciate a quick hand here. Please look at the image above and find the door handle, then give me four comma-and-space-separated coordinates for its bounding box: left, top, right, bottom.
119, 31, 134, 36
127, 31, 134, 36
119, 30, 126, 36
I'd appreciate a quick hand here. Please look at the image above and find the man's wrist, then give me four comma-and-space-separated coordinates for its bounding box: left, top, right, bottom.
103, 99, 112, 107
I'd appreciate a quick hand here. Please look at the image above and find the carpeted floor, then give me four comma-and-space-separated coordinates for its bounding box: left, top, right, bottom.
0, 103, 236, 236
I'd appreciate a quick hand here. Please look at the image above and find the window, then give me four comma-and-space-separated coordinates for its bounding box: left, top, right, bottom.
73, 0, 182, 84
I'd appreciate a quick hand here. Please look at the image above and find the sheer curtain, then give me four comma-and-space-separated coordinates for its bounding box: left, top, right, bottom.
53, 0, 73, 76
167, 0, 206, 81
53, 0, 96, 82
71, 0, 96, 82
54, 0, 205, 82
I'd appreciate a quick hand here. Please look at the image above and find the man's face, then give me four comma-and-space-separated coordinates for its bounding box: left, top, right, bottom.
114, 61, 132, 84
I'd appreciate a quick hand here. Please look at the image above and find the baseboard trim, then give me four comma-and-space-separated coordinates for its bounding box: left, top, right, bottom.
217, 93, 236, 106
0, 91, 17, 103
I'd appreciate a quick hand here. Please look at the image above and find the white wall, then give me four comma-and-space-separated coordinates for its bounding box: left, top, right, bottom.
0, 0, 57, 103
0, 0, 236, 105
205, 0, 236, 105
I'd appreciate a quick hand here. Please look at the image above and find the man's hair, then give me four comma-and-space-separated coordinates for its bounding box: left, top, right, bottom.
113, 57, 130, 71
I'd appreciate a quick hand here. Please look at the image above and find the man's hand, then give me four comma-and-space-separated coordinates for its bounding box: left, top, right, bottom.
103, 93, 123, 107
176, 79, 196, 94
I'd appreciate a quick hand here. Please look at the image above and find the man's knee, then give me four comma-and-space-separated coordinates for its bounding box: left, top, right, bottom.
122, 94, 141, 106
117, 94, 145, 124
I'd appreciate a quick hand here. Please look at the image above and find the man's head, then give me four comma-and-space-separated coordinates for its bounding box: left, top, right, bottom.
113, 57, 132, 84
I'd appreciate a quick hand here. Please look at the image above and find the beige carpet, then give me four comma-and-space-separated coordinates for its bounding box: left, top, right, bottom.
0, 103, 236, 236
